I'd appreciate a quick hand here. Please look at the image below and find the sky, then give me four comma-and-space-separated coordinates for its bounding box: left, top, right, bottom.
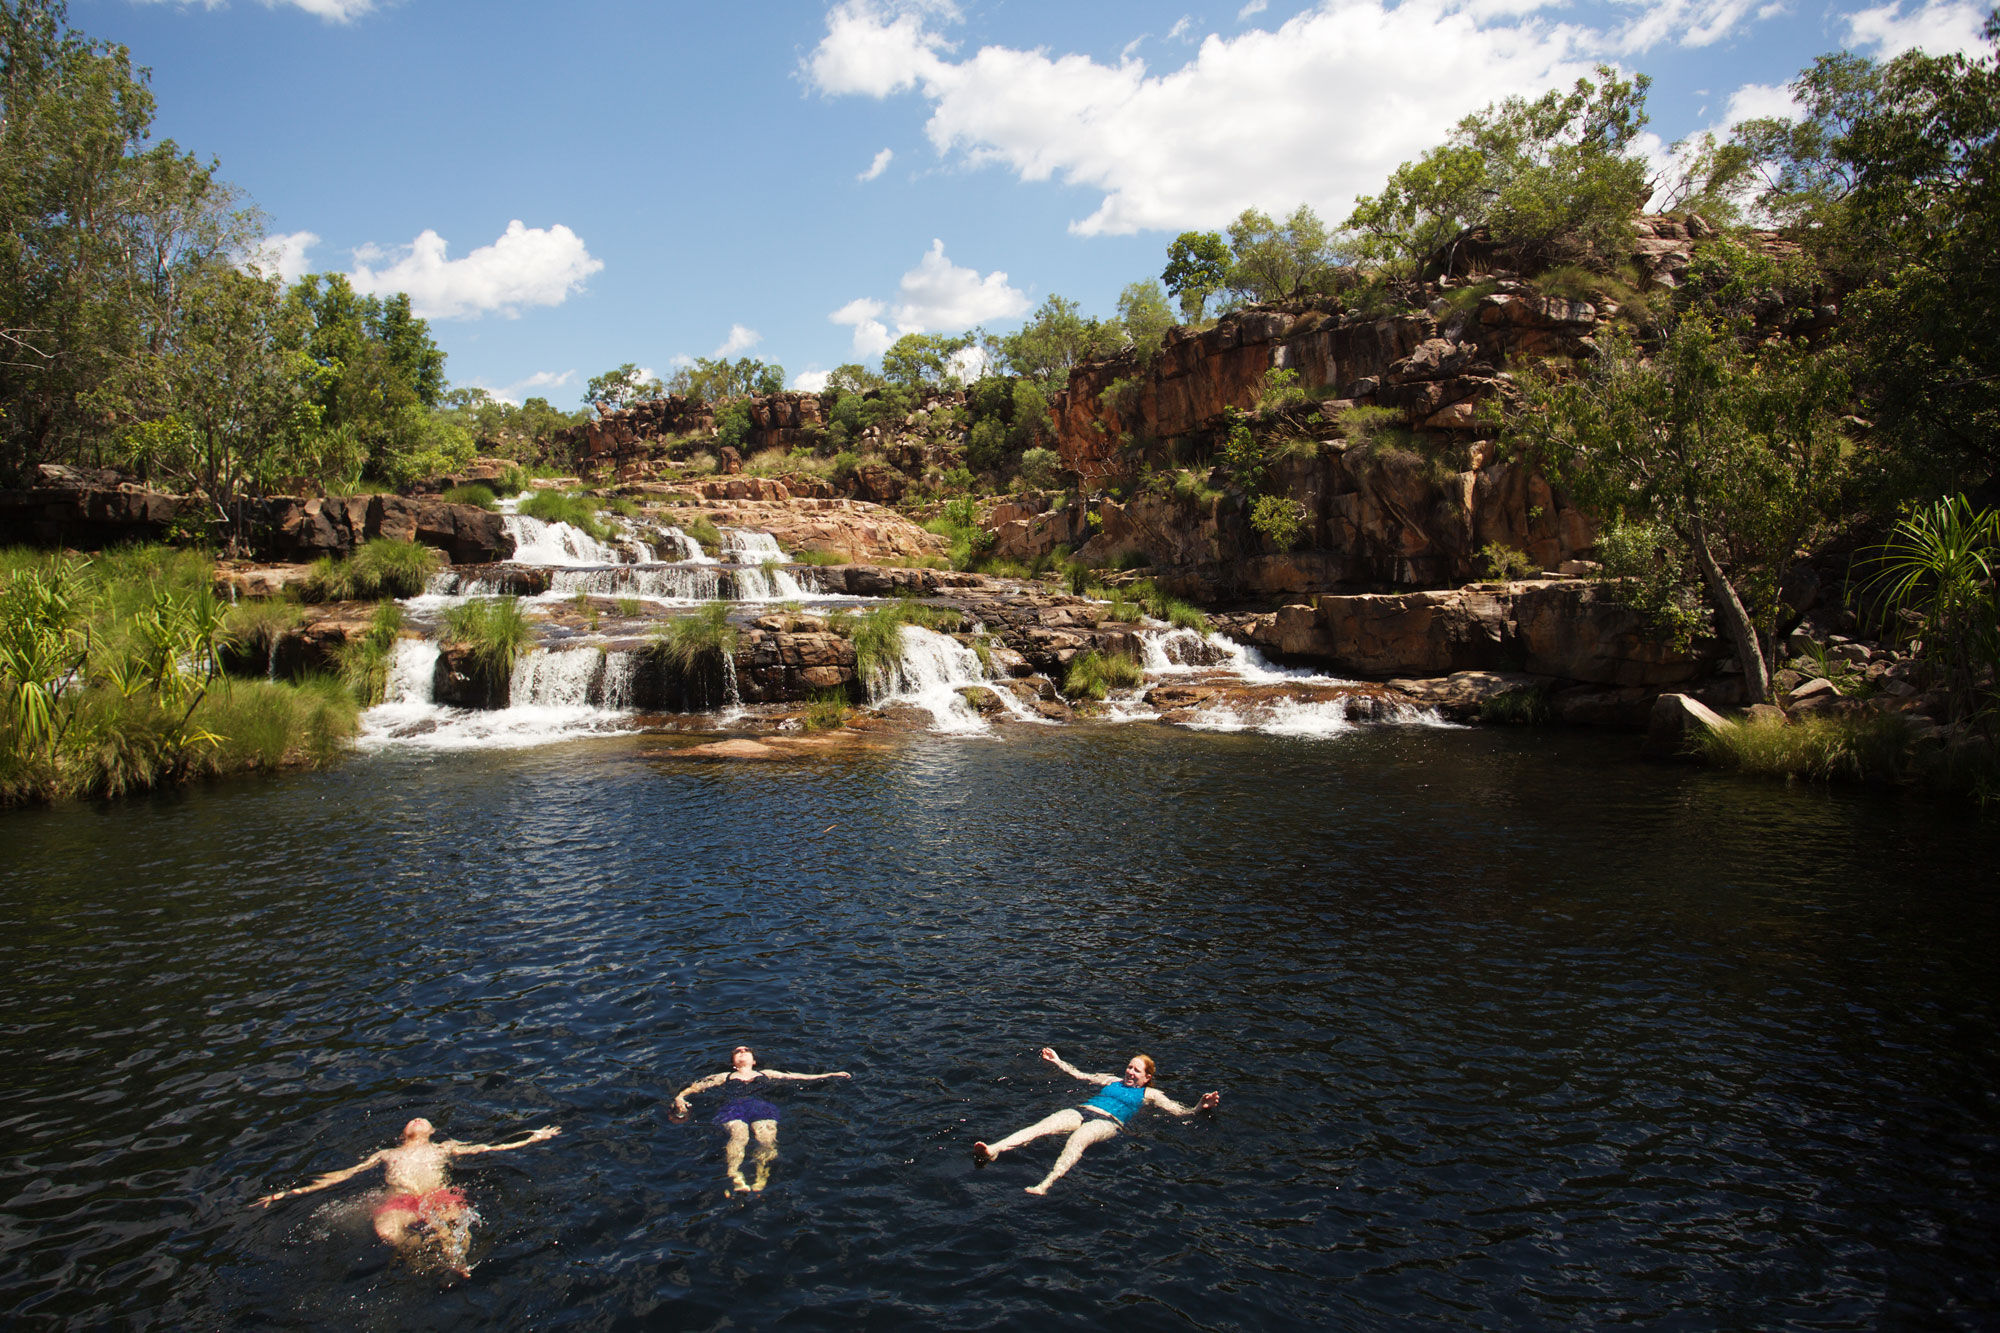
70, 0, 1994, 405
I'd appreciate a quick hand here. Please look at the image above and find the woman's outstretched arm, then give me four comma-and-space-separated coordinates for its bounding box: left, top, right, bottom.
1041, 1047, 1115, 1086
671, 1072, 730, 1115
761, 1070, 852, 1081
1144, 1088, 1222, 1117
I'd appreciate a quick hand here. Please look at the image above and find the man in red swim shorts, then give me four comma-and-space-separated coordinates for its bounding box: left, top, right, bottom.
256, 1116, 560, 1275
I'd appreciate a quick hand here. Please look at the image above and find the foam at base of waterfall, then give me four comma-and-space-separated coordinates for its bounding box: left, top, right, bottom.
1141, 627, 1351, 684
547, 565, 723, 601
1176, 695, 1452, 737
357, 644, 639, 751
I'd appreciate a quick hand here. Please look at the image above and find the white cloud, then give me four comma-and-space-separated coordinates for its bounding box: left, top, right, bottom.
132, 0, 378, 21
244, 229, 320, 284
859, 147, 896, 181
713, 324, 762, 357
348, 220, 603, 320
476, 369, 576, 406
1722, 80, 1801, 125
890, 239, 1029, 329
1611, 0, 1761, 52
1167, 16, 1195, 41
791, 369, 834, 392
1844, 0, 1990, 55
1237, 0, 1269, 18
948, 343, 991, 383
829, 297, 895, 357
807, 0, 1610, 236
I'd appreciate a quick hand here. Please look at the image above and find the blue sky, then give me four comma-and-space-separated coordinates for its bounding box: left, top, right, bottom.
73, 0, 1993, 405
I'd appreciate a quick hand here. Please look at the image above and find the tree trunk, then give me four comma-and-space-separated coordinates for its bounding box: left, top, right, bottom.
1687, 514, 1771, 703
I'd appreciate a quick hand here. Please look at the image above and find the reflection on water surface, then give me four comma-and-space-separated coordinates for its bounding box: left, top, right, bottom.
2, 726, 1997, 1329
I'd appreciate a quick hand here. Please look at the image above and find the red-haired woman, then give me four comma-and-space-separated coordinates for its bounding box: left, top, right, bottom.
973, 1047, 1220, 1194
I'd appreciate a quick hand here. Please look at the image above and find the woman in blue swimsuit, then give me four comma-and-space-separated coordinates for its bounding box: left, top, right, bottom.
973, 1046, 1220, 1194
671, 1046, 851, 1194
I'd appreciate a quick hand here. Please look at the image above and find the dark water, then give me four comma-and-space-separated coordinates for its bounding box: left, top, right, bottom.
2, 725, 1997, 1330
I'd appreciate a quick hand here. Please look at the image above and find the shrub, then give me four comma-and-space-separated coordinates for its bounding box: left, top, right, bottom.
442, 596, 532, 686
1250, 495, 1308, 551
1257, 367, 1309, 413
1063, 649, 1145, 700
442, 483, 499, 509
1018, 448, 1064, 491
1480, 543, 1541, 581
1217, 417, 1267, 492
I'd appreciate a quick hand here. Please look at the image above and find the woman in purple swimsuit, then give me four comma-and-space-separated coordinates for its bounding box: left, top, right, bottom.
671, 1046, 851, 1194
973, 1046, 1221, 1194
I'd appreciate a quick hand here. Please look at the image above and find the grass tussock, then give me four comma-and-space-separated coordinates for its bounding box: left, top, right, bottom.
442, 596, 532, 685
442, 483, 499, 509
802, 688, 852, 732
1063, 650, 1145, 701
1699, 712, 1915, 783
518, 490, 614, 541
676, 515, 724, 552
653, 601, 738, 671
336, 602, 407, 705
831, 602, 963, 685
299, 539, 442, 602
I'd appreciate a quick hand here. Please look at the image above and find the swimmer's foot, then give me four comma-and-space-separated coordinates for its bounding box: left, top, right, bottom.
972, 1141, 996, 1164
726, 1172, 751, 1195
1024, 1183, 1051, 1195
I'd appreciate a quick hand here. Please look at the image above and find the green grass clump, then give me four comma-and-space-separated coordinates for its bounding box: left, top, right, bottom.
223, 598, 305, 667
793, 548, 854, 566
1476, 685, 1552, 725
834, 602, 962, 685
615, 596, 642, 617
1063, 649, 1145, 701
1129, 580, 1210, 633
1699, 712, 1916, 783
802, 688, 852, 732
519, 490, 614, 540
442, 483, 499, 509
653, 601, 738, 671
442, 596, 532, 686
0, 545, 361, 803
678, 515, 724, 551
336, 602, 407, 704
300, 539, 443, 602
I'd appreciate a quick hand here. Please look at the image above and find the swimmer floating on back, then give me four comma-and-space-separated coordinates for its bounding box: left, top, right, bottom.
974, 1047, 1219, 1195
255, 1117, 561, 1276
671, 1046, 850, 1194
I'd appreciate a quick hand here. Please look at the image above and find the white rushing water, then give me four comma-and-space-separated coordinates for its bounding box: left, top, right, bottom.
357, 638, 639, 752
1131, 626, 1450, 736
504, 514, 633, 566
870, 625, 1043, 735
547, 565, 723, 602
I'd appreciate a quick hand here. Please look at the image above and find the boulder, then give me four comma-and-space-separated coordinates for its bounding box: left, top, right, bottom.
1643, 692, 1736, 757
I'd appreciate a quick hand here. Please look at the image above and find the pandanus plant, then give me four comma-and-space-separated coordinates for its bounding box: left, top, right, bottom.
1861, 495, 2000, 728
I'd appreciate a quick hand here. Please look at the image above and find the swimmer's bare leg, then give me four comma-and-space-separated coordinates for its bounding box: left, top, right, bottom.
373, 1204, 420, 1252
1026, 1117, 1119, 1195
430, 1200, 474, 1278
748, 1119, 778, 1192
975, 1108, 1082, 1162
722, 1119, 752, 1194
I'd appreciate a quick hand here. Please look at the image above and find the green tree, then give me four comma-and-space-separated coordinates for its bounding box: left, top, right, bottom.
992, 296, 1121, 388
585, 362, 664, 410
825, 362, 884, 395
880, 331, 974, 391
0, 0, 261, 482
664, 355, 784, 403
1519, 308, 1851, 703
1116, 279, 1175, 362
1225, 205, 1345, 303
1348, 66, 1652, 275
1161, 230, 1229, 321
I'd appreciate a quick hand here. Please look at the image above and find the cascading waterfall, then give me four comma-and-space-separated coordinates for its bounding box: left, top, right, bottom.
357, 636, 638, 752
1134, 625, 1448, 736
872, 625, 1042, 734
504, 514, 631, 566
548, 565, 723, 601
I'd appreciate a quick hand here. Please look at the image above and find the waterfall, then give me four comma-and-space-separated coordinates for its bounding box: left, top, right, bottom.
383, 638, 440, 704
548, 565, 722, 601
504, 514, 630, 566
732, 561, 811, 602
1140, 627, 1350, 684
720, 529, 788, 561
872, 625, 1040, 734
510, 645, 605, 706
657, 526, 716, 564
